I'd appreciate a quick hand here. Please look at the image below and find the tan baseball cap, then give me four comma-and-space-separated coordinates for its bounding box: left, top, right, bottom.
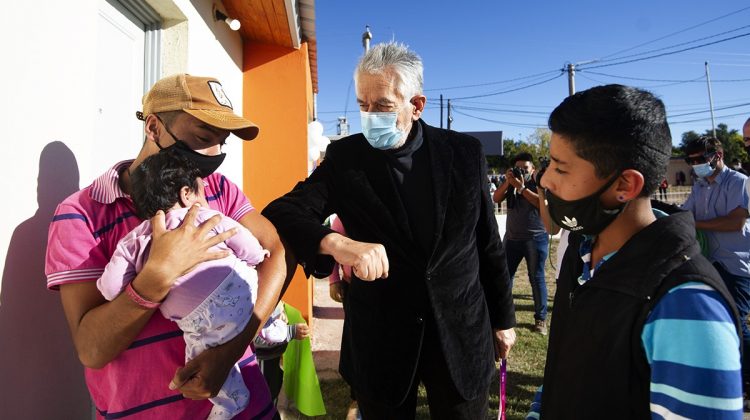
136, 74, 259, 140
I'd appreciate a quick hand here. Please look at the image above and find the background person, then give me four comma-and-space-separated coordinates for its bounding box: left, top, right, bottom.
682, 135, 750, 398
493, 152, 549, 334
658, 178, 669, 201
731, 158, 748, 176
253, 301, 311, 407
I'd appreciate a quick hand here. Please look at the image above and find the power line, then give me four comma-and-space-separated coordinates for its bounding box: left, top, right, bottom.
322, 101, 553, 114
452, 105, 550, 116
430, 100, 555, 109
601, 6, 750, 60
669, 110, 750, 125
444, 71, 565, 101
451, 107, 546, 129
667, 98, 750, 111
579, 31, 750, 70
580, 70, 706, 83
594, 24, 750, 65
711, 77, 750, 82
577, 73, 704, 89
449, 72, 565, 100
668, 101, 750, 118
583, 70, 750, 83
575, 73, 608, 85
424, 69, 561, 92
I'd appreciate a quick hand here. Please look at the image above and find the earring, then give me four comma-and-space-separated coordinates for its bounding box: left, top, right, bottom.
617, 195, 626, 202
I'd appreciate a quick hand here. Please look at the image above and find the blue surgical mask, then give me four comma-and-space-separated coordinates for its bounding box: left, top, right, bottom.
692, 163, 714, 178
360, 111, 406, 150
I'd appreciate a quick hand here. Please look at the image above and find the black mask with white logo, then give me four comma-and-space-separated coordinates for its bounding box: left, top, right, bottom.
545, 174, 625, 235
156, 119, 226, 177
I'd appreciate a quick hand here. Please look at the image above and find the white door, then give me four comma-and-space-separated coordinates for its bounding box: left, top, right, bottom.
91, 0, 145, 183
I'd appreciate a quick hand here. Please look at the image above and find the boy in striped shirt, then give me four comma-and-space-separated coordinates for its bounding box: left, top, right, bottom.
527, 84, 742, 419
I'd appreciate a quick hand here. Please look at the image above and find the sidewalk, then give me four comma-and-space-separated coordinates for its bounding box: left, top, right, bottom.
310, 276, 345, 380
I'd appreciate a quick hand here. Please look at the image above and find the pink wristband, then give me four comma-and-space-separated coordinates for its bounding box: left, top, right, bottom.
125, 282, 161, 310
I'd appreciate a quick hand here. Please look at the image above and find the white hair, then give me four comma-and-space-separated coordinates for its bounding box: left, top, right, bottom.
354, 42, 423, 101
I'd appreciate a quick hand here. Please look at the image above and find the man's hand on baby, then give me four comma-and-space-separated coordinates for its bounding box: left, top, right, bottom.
144, 205, 238, 298
169, 344, 235, 400
294, 323, 310, 340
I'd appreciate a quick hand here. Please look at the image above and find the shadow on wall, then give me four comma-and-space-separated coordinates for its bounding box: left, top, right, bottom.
0, 142, 90, 418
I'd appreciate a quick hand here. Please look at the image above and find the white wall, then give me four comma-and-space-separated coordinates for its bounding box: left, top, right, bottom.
0, 0, 246, 417
0, 1, 97, 417
182, 0, 246, 189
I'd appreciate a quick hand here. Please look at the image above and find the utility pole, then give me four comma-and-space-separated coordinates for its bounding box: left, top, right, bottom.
440, 94, 444, 128
567, 63, 576, 96
447, 99, 453, 130
337, 116, 349, 136
362, 25, 372, 52
705, 61, 717, 138
340, 26, 373, 137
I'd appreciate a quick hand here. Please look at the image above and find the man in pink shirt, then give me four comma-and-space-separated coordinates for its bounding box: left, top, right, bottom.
45, 74, 285, 419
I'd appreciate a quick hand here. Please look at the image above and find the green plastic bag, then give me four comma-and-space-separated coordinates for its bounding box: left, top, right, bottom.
282, 303, 326, 416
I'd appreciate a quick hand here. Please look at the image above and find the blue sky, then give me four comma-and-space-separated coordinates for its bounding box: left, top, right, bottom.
313, 1, 750, 146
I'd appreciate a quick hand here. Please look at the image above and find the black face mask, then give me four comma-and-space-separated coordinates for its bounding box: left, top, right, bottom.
545, 174, 625, 235
157, 120, 226, 177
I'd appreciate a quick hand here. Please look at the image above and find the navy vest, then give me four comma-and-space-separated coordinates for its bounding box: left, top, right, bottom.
540, 210, 740, 419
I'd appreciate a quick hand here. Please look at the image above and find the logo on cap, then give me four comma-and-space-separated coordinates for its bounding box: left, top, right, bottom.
208, 81, 233, 109
561, 216, 583, 231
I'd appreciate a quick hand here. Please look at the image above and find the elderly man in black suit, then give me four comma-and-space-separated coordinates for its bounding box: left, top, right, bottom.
263, 42, 516, 419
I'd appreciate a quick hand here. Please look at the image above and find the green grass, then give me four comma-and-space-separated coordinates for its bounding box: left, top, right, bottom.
305, 240, 560, 419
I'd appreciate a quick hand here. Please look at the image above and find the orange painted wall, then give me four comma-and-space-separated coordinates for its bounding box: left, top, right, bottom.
242, 41, 313, 321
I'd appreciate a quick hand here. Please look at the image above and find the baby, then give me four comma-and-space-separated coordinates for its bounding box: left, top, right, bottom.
97, 149, 275, 419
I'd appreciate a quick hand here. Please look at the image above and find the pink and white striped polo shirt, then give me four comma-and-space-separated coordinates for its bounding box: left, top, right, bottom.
45, 160, 276, 419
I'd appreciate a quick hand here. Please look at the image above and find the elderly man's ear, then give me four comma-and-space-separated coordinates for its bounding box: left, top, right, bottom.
411, 95, 426, 119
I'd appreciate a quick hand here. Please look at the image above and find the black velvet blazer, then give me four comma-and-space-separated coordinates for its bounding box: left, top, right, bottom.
262, 120, 515, 406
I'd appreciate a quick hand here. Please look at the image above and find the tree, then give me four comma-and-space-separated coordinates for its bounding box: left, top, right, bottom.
502, 139, 538, 166
484, 128, 555, 174
679, 131, 701, 150
528, 127, 552, 157
486, 155, 503, 174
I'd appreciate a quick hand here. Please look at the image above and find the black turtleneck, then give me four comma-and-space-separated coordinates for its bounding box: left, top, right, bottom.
384, 121, 435, 257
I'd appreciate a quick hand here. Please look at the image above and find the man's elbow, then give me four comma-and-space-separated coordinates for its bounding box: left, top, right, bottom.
76, 346, 110, 369
266, 240, 286, 263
